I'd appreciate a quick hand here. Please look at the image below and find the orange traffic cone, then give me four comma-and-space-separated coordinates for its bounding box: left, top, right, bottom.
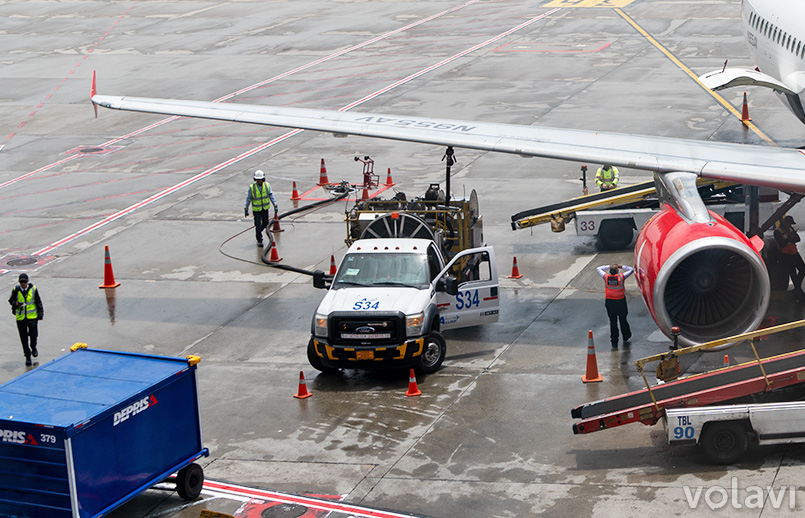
582, 330, 603, 383
385, 168, 394, 186
293, 371, 312, 399
318, 158, 329, 185
290, 181, 301, 201
723, 354, 730, 368
270, 213, 284, 233
741, 92, 751, 122
405, 368, 421, 397
99, 245, 121, 289
268, 240, 282, 262
329, 254, 337, 275
507, 256, 523, 279
361, 186, 369, 200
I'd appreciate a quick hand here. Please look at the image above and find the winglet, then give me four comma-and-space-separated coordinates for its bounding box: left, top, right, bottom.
91, 70, 98, 118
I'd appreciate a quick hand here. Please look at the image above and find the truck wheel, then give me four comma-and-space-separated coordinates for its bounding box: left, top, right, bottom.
307, 338, 338, 374
176, 463, 204, 500
416, 330, 446, 374
597, 220, 634, 250
700, 421, 748, 465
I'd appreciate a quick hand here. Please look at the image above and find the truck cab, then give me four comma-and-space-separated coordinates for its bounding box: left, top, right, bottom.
309, 238, 498, 374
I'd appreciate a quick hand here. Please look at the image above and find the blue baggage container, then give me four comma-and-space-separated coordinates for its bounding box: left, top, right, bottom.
0, 346, 209, 518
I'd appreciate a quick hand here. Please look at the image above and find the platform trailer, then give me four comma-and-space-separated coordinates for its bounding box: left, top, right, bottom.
666, 400, 805, 464
572, 319, 805, 435
0, 346, 209, 518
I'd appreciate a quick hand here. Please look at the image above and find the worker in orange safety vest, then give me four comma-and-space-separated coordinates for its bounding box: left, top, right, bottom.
596, 264, 633, 348
774, 215, 805, 300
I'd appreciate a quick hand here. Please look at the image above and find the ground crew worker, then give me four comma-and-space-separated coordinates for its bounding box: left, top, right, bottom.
595, 164, 619, 191
244, 170, 278, 247
774, 216, 805, 300
596, 264, 633, 348
8, 273, 43, 366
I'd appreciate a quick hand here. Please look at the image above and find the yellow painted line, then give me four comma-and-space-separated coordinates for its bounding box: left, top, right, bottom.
615, 9, 777, 146
544, 0, 637, 7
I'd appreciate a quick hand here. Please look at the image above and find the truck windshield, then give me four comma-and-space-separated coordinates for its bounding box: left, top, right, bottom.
333, 253, 430, 289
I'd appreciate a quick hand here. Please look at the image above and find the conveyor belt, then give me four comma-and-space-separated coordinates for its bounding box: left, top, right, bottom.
510, 181, 655, 223
571, 348, 805, 434
510, 179, 741, 231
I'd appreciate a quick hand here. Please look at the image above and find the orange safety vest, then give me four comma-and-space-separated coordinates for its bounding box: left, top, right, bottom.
604, 273, 625, 300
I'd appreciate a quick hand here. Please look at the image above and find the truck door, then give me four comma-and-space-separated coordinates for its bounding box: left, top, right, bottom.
435, 246, 499, 330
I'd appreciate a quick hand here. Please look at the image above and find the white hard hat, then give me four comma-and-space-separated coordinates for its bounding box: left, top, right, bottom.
253, 170, 265, 180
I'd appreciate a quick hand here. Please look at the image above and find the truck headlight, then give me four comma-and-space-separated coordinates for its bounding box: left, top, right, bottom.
314, 314, 328, 338
406, 312, 424, 338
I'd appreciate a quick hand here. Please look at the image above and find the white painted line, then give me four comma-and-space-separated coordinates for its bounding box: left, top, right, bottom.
20, 6, 564, 258
202, 479, 424, 518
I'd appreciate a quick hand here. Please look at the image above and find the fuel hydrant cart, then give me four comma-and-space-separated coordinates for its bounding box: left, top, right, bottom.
0, 347, 209, 518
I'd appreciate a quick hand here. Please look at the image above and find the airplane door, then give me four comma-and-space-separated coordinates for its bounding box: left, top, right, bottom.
435, 247, 499, 330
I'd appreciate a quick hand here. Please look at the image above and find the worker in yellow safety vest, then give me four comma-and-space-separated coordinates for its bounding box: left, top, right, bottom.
595, 164, 619, 191
7, 273, 43, 366
244, 170, 278, 247
596, 264, 633, 348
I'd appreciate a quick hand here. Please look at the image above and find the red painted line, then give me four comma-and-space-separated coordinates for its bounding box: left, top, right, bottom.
339, 8, 562, 111
212, 0, 484, 104
294, 185, 325, 200
4, 1, 139, 145
437, 303, 451, 308
483, 296, 498, 301
203, 480, 421, 518
493, 42, 612, 53
20, 4, 564, 257
2, 0, 481, 184
0, 155, 82, 190
33, 129, 303, 255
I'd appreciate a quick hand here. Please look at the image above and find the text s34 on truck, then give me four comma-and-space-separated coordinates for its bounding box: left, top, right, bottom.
308, 185, 499, 374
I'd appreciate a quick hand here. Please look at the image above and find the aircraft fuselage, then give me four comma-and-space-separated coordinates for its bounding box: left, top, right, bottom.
743, 0, 805, 123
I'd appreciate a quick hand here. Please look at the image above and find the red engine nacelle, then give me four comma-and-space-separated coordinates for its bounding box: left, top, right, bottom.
634, 206, 769, 348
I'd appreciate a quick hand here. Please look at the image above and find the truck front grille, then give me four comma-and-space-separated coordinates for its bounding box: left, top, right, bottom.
330, 311, 405, 345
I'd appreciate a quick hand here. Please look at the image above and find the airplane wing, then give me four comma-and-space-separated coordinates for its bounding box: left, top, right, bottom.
699, 67, 797, 95
90, 92, 805, 194
91, 82, 804, 349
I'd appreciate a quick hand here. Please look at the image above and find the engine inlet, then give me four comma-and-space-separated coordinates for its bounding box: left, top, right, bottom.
655, 237, 769, 348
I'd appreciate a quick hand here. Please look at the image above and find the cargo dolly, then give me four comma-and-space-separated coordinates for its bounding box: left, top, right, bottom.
572, 319, 805, 435
0, 346, 209, 518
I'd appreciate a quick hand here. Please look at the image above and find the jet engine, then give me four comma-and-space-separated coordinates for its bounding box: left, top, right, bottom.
634, 173, 770, 349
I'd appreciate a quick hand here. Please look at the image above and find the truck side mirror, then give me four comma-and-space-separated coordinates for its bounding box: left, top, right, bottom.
313, 270, 327, 289
438, 275, 458, 296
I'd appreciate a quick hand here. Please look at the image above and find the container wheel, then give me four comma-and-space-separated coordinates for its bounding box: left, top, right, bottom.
176, 462, 204, 500
700, 421, 748, 465
415, 330, 446, 374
